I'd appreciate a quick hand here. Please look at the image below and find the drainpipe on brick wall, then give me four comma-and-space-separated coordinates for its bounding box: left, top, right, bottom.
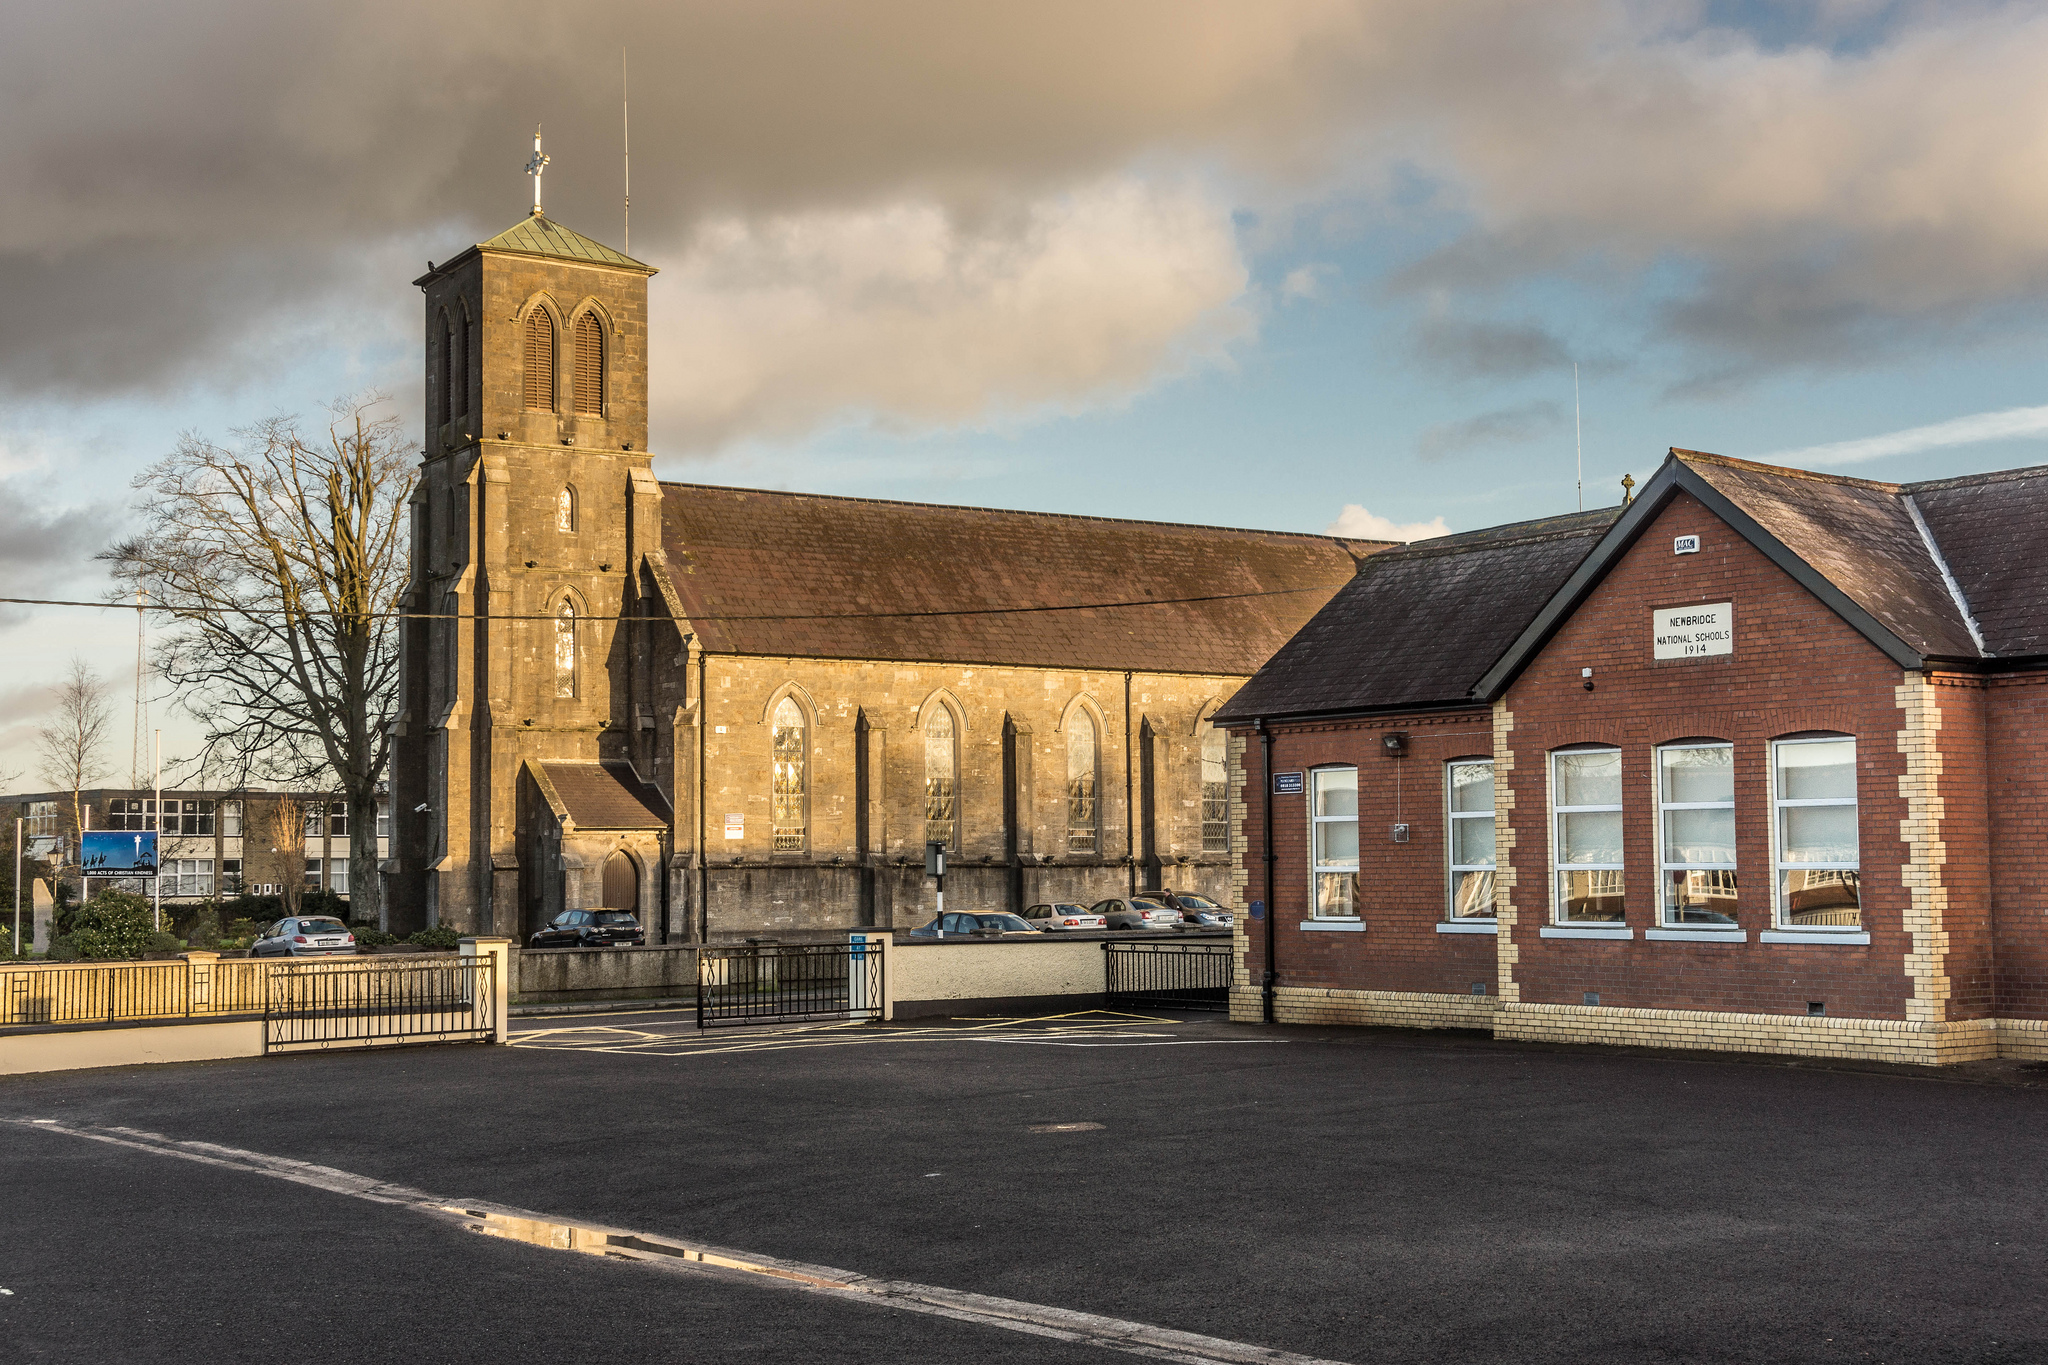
1256, 717, 1276, 1025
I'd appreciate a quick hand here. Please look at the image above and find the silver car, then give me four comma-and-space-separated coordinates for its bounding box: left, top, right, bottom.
250, 916, 358, 957
1022, 902, 1108, 932
1123, 896, 1186, 930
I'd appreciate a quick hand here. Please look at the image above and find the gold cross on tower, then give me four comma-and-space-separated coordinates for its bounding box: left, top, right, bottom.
525, 128, 551, 217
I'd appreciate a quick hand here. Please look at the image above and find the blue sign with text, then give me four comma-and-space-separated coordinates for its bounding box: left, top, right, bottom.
82, 830, 157, 877
1272, 772, 1304, 794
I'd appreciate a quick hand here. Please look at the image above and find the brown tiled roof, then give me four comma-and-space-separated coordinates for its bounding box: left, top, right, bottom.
540, 762, 670, 830
656, 484, 1388, 674
1214, 510, 1619, 721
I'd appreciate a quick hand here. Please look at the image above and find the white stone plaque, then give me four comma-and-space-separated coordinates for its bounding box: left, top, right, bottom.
1653, 602, 1733, 659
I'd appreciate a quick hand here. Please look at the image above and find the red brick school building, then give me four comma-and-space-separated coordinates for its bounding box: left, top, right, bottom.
1215, 450, 2048, 1065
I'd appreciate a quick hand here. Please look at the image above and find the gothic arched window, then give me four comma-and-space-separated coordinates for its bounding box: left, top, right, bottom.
771, 697, 807, 851
438, 310, 454, 426
456, 309, 471, 418
553, 599, 577, 698
557, 486, 576, 533
573, 313, 605, 415
1200, 724, 1229, 852
524, 310, 556, 411
924, 708, 957, 849
1067, 710, 1098, 854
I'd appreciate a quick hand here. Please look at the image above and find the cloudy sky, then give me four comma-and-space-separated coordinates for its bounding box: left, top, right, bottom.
6, 0, 2048, 780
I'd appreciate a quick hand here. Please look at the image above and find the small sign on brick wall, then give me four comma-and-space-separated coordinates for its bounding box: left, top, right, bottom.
724, 813, 745, 839
1273, 771, 1305, 794
1653, 601, 1734, 659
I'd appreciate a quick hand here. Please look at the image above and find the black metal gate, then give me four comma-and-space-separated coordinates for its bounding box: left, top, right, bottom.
1103, 940, 1232, 1012
697, 941, 884, 1028
264, 956, 498, 1051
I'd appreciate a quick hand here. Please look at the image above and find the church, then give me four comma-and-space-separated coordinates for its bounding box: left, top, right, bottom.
386, 203, 1386, 942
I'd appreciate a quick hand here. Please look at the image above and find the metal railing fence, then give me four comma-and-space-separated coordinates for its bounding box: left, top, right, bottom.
697, 941, 883, 1028
1103, 940, 1233, 1012
264, 956, 495, 1050
0, 954, 495, 1051
1, 957, 269, 1028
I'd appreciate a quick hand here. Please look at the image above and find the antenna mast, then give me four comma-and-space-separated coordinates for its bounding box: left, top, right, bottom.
1574, 362, 1583, 513
623, 49, 631, 252
131, 586, 148, 787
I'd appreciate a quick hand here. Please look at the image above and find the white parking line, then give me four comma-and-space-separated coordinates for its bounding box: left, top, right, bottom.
5, 1117, 1347, 1365
509, 1012, 1283, 1058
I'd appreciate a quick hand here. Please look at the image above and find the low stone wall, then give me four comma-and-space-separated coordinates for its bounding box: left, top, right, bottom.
514, 945, 701, 1004
884, 931, 1231, 1019
0, 1019, 265, 1075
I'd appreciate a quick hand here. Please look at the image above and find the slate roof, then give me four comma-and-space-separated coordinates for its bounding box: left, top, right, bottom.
1219, 450, 2048, 724
1903, 464, 2048, 657
1214, 509, 1621, 722
1681, 454, 1979, 658
656, 484, 1389, 674
477, 215, 655, 274
539, 762, 671, 830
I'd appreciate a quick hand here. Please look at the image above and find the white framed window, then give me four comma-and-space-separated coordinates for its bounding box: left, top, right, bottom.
1772, 736, 1860, 929
1310, 767, 1359, 919
1446, 759, 1496, 920
304, 858, 323, 889
222, 800, 242, 838
328, 858, 349, 896
1658, 743, 1737, 928
1551, 747, 1625, 923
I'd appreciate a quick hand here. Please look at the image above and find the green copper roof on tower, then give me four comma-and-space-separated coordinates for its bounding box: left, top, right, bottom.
478, 215, 654, 273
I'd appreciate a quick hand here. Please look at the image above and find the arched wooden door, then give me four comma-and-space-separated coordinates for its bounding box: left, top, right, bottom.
601, 851, 639, 911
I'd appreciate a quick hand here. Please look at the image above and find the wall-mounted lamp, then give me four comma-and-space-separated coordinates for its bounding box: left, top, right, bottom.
1382, 732, 1408, 757
1582, 667, 1595, 692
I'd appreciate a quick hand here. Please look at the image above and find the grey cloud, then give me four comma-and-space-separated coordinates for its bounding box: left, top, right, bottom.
1416, 400, 1564, 461
9, 0, 2048, 433
0, 486, 115, 625
1413, 315, 1573, 378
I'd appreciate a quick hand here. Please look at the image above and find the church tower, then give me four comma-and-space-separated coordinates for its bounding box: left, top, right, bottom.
388, 173, 663, 935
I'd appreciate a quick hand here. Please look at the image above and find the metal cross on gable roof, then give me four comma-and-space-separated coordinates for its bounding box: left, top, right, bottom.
525, 128, 551, 216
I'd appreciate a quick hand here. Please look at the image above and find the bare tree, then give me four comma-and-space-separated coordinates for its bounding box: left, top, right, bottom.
34, 658, 114, 893
101, 394, 415, 928
262, 796, 308, 915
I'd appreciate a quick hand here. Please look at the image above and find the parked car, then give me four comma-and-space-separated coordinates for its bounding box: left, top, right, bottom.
1090, 898, 1182, 930
250, 916, 357, 957
1021, 902, 1108, 932
909, 912, 1043, 938
1142, 889, 1235, 927
527, 908, 646, 949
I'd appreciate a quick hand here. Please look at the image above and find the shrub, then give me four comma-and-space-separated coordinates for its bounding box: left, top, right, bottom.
300, 889, 350, 920
47, 937, 81, 961
407, 923, 461, 951
0, 923, 12, 957
69, 890, 163, 960
185, 905, 223, 950
349, 922, 396, 947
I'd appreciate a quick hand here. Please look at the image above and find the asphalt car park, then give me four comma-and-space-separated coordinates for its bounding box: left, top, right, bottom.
3, 1012, 2046, 1364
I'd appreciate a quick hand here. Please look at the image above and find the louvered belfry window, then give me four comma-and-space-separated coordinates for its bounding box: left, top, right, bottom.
573, 313, 604, 415
523, 310, 556, 411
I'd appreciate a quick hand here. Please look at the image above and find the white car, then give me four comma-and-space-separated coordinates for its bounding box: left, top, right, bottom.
1022, 902, 1108, 932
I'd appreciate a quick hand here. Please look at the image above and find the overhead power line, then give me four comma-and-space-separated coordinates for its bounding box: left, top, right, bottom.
0, 582, 1351, 625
